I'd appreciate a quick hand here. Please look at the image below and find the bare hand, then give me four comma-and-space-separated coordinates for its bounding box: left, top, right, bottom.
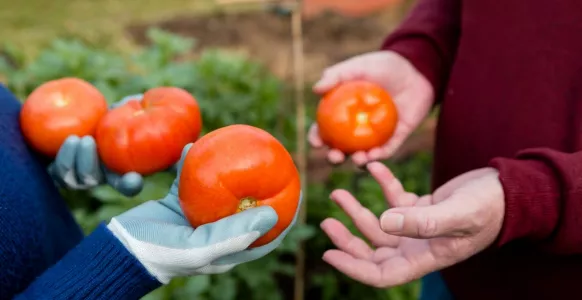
321, 162, 505, 288
309, 51, 434, 166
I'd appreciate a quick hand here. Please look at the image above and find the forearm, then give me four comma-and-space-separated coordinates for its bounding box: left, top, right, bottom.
14, 224, 161, 300
489, 148, 582, 254
381, 0, 462, 99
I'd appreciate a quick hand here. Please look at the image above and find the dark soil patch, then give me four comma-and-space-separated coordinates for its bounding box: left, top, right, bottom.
127, 9, 402, 82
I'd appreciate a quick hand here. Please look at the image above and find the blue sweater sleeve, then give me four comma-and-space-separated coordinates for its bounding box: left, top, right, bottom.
14, 224, 162, 300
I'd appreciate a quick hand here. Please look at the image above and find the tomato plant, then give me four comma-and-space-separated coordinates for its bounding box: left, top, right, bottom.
20, 77, 108, 157
179, 124, 300, 248
96, 86, 202, 175
316, 80, 398, 154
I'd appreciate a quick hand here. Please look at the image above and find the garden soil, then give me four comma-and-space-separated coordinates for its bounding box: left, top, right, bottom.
127, 9, 405, 83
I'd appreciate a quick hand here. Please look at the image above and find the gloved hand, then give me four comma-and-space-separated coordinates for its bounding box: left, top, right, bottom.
107, 143, 302, 283
48, 94, 146, 197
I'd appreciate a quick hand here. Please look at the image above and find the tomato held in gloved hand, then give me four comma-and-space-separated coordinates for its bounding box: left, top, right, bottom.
178, 124, 301, 248
96, 87, 202, 175
20, 77, 108, 158
316, 80, 398, 155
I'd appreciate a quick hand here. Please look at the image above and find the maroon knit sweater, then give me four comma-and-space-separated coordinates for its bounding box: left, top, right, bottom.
382, 1, 582, 299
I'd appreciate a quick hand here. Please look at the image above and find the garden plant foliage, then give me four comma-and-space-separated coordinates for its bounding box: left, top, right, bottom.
0, 28, 430, 300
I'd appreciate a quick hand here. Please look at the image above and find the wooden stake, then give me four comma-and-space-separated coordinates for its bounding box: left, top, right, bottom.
290, 2, 307, 300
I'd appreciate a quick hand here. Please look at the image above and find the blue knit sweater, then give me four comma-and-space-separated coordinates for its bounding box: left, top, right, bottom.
0, 85, 161, 299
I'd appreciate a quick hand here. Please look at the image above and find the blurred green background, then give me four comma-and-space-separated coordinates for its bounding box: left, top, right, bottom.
0, 0, 434, 299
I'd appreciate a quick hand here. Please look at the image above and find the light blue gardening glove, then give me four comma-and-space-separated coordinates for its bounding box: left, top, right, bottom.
47, 94, 146, 197
107, 143, 302, 283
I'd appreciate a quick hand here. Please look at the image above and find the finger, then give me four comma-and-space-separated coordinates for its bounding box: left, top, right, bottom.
331, 189, 399, 247
313, 68, 341, 93
104, 168, 143, 197
176, 143, 194, 176
167, 143, 194, 197
76, 136, 102, 186
117, 172, 144, 197
350, 151, 368, 166
320, 218, 374, 259
379, 198, 471, 238
367, 162, 417, 207
327, 149, 345, 164
313, 62, 361, 94
366, 147, 385, 162
190, 206, 279, 261
308, 124, 324, 148
322, 250, 388, 288
54, 135, 81, 187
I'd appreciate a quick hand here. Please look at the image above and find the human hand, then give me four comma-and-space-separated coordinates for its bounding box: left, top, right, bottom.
321, 162, 504, 288
107, 143, 302, 284
47, 94, 147, 197
308, 51, 434, 166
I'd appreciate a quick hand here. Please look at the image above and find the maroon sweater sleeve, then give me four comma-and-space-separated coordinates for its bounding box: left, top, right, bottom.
489, 148, 582, 254
381, 0, 461, 99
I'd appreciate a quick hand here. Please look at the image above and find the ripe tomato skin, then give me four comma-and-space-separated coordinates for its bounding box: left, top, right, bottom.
96, 87, 202, 175
20, 77, 108, 157
316, 80, 398, 154
178, 124, 301, 248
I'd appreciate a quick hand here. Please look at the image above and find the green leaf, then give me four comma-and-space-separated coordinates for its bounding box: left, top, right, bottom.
182, 276, 211, 297
209, 275, 237, 300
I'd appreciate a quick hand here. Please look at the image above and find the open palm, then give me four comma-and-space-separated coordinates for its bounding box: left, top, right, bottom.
309, 51, 434, 165
321, 163, 504, 288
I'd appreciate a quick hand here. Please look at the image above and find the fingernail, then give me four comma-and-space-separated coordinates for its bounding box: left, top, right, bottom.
380, 212, 404, 232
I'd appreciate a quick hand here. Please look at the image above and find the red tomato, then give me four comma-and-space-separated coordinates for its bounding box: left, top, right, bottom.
316, 80, 398, 154
20, 77, 108, 157
178, 124, 301, 248
96, 87, 202, 175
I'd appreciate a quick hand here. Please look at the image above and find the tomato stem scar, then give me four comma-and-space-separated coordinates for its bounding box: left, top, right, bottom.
237, 197, 257, 212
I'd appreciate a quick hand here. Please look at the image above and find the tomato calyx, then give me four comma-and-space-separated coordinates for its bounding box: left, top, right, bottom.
237, 197, 258, 212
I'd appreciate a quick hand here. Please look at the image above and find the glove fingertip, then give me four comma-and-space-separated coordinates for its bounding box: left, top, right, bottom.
114, 172, 143, 197
244, 206, 279, 236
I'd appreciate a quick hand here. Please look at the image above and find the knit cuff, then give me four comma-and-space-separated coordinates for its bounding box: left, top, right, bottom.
489, 156, 561, 247
381, 36, 446, 101
15, 223, 161, 300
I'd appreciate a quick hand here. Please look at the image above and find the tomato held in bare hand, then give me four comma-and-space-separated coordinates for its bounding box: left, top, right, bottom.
96, 87, 202, 175
20, 77, 108, 157
179, 124, 301, 248
316, 80, 398, 154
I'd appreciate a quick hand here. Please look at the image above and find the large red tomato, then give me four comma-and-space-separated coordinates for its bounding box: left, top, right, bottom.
178, 124, 301, 248
20, 77, 108, 157
96, 87, 202, 175
316, 80, 398, 154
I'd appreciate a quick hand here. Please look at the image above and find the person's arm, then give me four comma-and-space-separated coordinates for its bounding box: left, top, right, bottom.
489, 148, 582, 254
14, 224, 161, 300
382, 0, 462, 98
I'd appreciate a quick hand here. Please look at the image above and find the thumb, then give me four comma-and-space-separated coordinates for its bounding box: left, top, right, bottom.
168, 143, 194, 196
313, 65, 359, 94
379, 199, 468, 239
190, 206, 279, 250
